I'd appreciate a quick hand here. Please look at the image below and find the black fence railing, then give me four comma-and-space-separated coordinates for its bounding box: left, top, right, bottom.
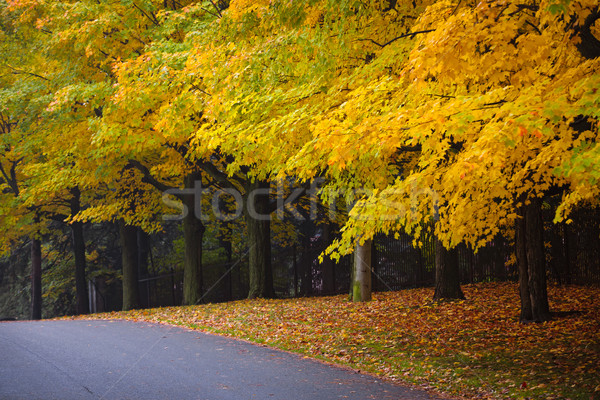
133, 206, 600, 308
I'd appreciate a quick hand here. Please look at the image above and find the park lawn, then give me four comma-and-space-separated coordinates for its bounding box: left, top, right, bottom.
66, 282, 600, 399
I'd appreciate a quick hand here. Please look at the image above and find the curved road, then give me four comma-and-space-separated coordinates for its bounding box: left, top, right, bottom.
0, 320, 441, 400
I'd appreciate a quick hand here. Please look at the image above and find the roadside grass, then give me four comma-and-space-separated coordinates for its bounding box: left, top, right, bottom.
65, 282, 600, 399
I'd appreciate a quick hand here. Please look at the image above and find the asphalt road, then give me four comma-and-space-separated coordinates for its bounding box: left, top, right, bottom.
0, 320, 441, 400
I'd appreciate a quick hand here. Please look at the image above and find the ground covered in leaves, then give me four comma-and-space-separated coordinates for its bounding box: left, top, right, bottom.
66, 282, 599, 399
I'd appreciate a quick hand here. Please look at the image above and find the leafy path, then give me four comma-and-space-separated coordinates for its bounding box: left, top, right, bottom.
67, 282, 600, 399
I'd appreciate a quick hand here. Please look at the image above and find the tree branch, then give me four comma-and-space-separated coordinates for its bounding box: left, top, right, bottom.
0, 159, 20, 196
200, 6, 220, 18
4, 64, 49, 81
356, 29, 435, 48
43, 211, 69, 223
126, 159, 179, 196
197, 161, 240, 190
132, 2, 160, 26
573, 8, 600, 59
208, 0, 222, 17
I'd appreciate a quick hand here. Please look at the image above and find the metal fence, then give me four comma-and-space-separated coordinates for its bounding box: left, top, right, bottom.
134, 206, 600, 308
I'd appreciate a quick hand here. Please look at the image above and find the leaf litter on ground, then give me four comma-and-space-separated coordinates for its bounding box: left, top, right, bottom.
62, 282, 600, 400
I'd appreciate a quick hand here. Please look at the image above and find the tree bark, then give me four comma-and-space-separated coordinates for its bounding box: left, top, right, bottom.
245, 180, 274, 299
433, 237, 465, 301
70, 187, 89, 315
120, 221, 140, 311
525, 198, 551, 322
182, 172, 205, 305
30, 237, 42, 320
71, 220, 89, 315
352, 238, 372, 302
574, 9, 600, 60
515, 198, 551, 322
515, 206, 533, 322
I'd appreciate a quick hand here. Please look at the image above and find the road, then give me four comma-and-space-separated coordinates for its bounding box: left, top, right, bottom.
0, 320, 441, 400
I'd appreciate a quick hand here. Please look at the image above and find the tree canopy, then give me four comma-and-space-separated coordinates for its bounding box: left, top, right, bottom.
1, 0, 598, 315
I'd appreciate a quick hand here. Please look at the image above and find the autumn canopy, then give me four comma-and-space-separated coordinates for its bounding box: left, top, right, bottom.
0, 0, 599, 321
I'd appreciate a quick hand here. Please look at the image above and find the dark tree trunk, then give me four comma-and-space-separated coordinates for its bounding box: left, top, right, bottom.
31, 237, 42, 320
433, 237, 465, 301
70, 187, 89, 315
245, 180, 274, 299
120, 221, 140, 311
515, 206, 533, 322
71, 221, 89, 315
182, 172, 205, 305
515, 199, 551, 323
574, 10, 600, 60
525, 198, 551, 322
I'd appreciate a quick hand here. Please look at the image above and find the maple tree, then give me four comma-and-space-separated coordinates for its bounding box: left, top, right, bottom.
2, 0, 599, 319
290, 0, 600, 317
5, 0, 215, 309
0, 3, 55, 318
176, 0, 439, 301
100, 1, 290, 300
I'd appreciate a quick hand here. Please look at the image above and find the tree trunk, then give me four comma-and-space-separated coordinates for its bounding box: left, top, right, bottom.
515, 206, 533, 322
182, 172, 205, 305
525, 198, 551, 322
120, 221, 140, 311
433, 237, 465, 301
30, 237, 42, 320
71, 221, 89, 315
70, 187, 89, 315
515, 199, 551, 323
352, 238, 372, 302
245, 180, 274, 299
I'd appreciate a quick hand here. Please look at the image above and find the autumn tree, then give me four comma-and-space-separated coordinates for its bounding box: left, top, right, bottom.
5, 0, 599, 317
316, 0, 599, 318
0, 3, 55, 318
177, 0, 439, 299
7, 0, 211, 307
100, 2, 281, 299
